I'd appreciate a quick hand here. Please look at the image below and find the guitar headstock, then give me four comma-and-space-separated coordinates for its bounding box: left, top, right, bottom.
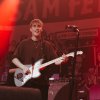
67, 51, 83, 57
76, 51, 83, 55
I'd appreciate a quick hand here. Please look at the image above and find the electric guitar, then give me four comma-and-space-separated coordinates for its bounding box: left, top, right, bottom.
14, 51, 83, 87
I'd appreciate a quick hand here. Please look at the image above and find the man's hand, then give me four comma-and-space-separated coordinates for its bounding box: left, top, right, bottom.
55, 54, 68, 65
12, 58, 31, 74
62, 53, 68, 61
23, 66, 31, 75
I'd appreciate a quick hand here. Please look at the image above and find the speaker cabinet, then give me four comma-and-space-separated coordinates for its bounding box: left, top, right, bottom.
48, 81, 69, 100
0, 86, 41, 100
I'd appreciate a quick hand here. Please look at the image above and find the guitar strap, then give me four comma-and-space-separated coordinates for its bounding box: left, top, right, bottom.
41, 40, 47, 61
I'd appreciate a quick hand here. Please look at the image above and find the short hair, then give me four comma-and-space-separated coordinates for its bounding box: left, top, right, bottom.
30, 19, 43, 27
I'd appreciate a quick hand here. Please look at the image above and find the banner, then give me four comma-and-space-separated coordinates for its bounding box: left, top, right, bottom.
3, 0, 100, 25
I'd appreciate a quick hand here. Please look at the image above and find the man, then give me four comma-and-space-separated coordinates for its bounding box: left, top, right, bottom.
12, 19, 67, 100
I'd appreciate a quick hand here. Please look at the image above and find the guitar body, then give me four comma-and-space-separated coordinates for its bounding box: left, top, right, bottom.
14, 59, 43, 87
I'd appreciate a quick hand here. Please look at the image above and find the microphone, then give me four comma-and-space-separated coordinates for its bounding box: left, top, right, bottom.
66, 25, 79, 32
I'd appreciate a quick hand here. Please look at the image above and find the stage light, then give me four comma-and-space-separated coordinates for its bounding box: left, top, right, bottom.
0, 0, 20, 64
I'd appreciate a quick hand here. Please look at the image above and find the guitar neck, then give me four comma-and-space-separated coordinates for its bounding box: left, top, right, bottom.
40, 51, 83, 69
40, 56, 63, 69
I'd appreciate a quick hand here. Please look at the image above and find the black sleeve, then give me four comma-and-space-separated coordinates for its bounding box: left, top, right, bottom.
43, 41, 58, 61
12, 41, 25, 61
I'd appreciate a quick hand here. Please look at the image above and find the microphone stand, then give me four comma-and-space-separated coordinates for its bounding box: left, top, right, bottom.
68, 27, 80, 100
48, 26, 80, 100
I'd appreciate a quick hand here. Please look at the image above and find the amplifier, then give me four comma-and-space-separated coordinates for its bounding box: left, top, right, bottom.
48, 80, 69, 100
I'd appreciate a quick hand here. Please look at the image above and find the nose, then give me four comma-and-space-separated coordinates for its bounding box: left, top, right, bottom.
36, 26, 40, 29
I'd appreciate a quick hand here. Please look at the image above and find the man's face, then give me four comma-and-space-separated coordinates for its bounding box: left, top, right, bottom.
30, 22, 43, 37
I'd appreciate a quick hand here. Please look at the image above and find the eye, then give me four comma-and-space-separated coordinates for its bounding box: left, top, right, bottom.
37, 24, 42, 28
33, 24, 37, 27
